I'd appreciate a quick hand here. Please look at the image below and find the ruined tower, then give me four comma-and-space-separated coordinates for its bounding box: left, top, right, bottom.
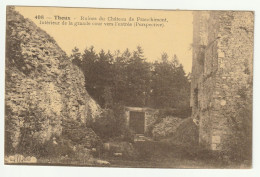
191, 11, 254, 152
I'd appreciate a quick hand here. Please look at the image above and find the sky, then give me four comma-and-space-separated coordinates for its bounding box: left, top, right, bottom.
15, 6, 193, 73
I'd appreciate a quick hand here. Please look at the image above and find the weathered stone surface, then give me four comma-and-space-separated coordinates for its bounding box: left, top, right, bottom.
191, 11, 253, 153
5, 7, 101, 152
152, 117, 183, 138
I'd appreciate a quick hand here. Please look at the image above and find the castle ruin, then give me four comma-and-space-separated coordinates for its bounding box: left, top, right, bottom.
191, 11, 254, 152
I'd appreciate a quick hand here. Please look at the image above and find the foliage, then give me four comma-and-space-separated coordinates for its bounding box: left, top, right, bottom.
224, 85, 252, 162
121, 128, 136, 143
71, 46, 191, 111
88, 105, 126, 140
5, 101, 100, 158
34, 137, 75, 158
170, 118, 199, 146
4, 105, 16, 155
70, 46, 192, 140
62, 119, 102, 149
158, 107, 192, 118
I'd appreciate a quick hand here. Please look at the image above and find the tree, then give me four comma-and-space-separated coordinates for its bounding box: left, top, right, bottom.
70, 46, 190, 112
150, 53, 190, 109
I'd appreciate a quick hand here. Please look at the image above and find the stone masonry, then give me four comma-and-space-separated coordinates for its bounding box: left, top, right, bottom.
125, 106, 158, 134
5, 7, 102, 150
191, 11, 254, 151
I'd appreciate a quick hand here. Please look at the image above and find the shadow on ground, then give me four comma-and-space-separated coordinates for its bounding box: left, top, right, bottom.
100, 140, 249, 168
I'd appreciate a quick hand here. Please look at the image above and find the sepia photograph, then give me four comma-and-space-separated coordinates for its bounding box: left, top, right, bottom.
4, 5, 254, 169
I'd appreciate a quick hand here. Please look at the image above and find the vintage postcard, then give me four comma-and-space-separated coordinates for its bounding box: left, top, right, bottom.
4, 6, 254, 169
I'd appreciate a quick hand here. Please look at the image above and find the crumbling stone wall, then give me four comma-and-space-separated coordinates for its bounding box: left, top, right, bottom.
191, 11, 253, 152
152, 116, 183, 139
5, 7, 102, 151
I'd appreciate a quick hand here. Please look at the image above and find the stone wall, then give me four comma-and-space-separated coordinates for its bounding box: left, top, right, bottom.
124, 107, 158, 134
5, 7, 102, 151
191, 11, 254, 151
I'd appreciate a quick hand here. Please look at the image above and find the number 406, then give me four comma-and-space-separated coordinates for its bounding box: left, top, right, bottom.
35, 15, 44, 20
